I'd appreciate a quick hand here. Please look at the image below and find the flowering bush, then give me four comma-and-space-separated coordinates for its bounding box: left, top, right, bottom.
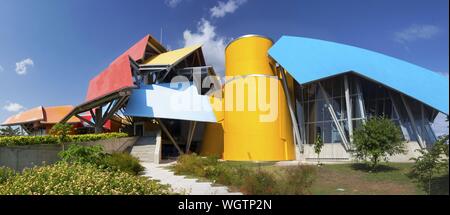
0, 132, 128, 147
0, 162, 172, 195
0, 166, 15, 184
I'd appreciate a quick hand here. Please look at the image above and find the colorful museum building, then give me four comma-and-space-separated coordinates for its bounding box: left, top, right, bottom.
2, 34, 448, 162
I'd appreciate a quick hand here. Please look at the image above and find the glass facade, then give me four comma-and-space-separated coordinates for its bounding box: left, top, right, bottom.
295, 74, 438, 146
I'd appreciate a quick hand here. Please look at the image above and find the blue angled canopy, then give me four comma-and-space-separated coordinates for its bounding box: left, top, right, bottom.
269, 36, 449, 115
123, 82, 217, 122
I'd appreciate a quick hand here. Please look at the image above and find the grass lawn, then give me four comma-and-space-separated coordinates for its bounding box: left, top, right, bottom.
171, 155, 448, 195
310, 163, 427, 195
220, 162, 445, 195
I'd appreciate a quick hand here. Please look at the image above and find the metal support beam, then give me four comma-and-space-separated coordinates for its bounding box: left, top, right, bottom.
75, 114, 95, 127
421, 104, 428, 146
20, 125, 31, 135
156, 119, 184, 155
102, 96, 128, 124
297, 102, 307, 145
94, 108, 103, 133
400, 95, 425, 148
119, 109, 133, 125
102, 101, 113, 120
355, 78, 366, 123
89, 109, 96, 123
185, 121, 197, 153
278, 67, 303, 154
388, 92, 409, 140
297, 86, 307, 145
344, 75, 353, 144
319, 82, 350, 149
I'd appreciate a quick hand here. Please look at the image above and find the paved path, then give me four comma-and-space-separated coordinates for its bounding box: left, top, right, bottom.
141, 162, 243, 195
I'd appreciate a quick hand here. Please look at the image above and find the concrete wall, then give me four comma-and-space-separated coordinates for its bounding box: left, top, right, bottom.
302, 143, 351, 162
301, 141, 423, 163
0, 137, 139, 171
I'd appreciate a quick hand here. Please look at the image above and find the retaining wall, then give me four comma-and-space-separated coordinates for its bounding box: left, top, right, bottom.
0, 137, 139, 171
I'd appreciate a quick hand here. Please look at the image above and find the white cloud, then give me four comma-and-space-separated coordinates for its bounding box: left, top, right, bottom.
0, 65, 4, 72
183, 19, 227, 76
3, 102, 25, 112
15, 58, 34, 75
394, 24, 440, 43
210, 0, 247, 18
165, 0, 182, 8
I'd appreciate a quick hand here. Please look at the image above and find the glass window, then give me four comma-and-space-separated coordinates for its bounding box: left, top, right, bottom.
384, 99, 393, 118
351, 95, 362, 119
332, 77, 343, 98
315, 100, 325, 122
331, 122, 342, 143
323, 122, 332, 143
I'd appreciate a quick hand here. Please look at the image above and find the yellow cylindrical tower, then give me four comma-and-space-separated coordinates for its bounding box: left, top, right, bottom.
200, 95, 225, 157
223, 35, 295, 161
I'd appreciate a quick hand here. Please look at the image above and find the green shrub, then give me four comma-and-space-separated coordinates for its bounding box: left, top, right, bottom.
0, 132, 128, 147
314, 134, 324, 165
174, 154, 246, 185
215, 165, 250, 187
49, 123, 72, 144
0, 163, 172, 195
173, 154, 316, 195
58, 144, 144, 175
0, 166, 15, 184
276, 165, 316, 195
242, 170, 276, 195
174, 153, 219, 177
410, 135, 449, 194
58, 144, 106, 165
102, 153, 144, 175
353, 116, 406, 170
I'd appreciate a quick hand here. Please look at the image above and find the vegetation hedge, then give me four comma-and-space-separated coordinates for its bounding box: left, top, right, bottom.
59, 144, 144, 175
0, 132, 128, 147
173, 154, 316, 195
0, 162, 172, 195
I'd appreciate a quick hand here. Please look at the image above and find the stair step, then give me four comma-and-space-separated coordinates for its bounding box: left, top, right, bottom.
130, 136, 158, 163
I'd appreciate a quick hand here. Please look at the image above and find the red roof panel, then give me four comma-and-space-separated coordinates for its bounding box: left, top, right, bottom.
113, 35, 150, 63
85, 54, 134, 102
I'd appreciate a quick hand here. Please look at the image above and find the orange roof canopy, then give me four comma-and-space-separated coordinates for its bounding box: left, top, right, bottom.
1, 105, 80, 126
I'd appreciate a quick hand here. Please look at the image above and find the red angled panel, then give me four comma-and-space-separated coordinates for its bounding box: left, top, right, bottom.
85, 54, 134, 102
113, 35, 150, 63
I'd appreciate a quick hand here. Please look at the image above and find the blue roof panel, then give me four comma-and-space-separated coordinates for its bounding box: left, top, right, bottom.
269, 36, 449, 115
123, 82, 217, 122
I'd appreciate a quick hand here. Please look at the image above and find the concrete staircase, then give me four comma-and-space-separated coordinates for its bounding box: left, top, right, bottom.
130, 136, 157, 163
141, 162, 243, 195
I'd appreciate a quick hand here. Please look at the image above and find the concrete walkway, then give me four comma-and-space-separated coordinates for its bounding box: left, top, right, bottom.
141, 162, 243, 195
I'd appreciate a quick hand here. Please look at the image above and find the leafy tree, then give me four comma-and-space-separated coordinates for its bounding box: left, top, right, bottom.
314, 134, 324, 165
352, 116, 405, 170
0, 126, 20, 136
410, 135, 449, 195
50, 123, 72, 150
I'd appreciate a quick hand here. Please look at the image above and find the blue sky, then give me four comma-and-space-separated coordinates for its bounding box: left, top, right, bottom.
0, 0, 448, 134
